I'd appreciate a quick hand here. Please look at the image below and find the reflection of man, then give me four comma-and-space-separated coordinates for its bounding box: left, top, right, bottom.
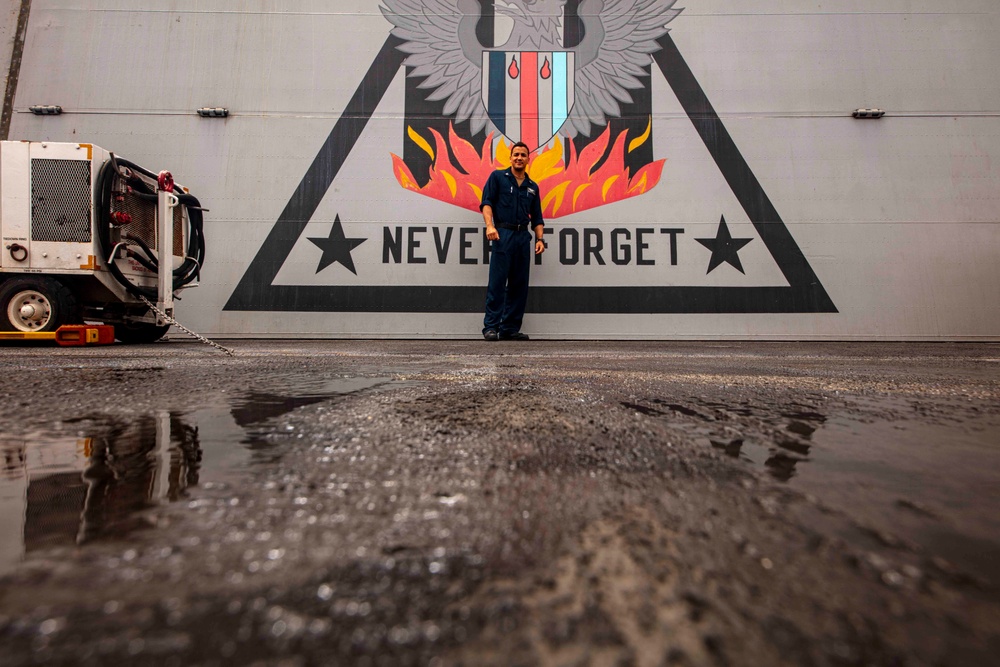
480, 142, 545, 341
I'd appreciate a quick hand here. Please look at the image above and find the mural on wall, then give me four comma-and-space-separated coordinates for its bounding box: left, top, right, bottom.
387, 0, 677, 218
225, 0, 836, 315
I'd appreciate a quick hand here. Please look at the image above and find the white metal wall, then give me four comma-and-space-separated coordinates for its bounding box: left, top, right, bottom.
7, 0, 1000, 339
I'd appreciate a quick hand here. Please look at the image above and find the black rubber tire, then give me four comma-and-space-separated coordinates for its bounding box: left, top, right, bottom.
113, 321, 171, 344
0, 276, 81, 333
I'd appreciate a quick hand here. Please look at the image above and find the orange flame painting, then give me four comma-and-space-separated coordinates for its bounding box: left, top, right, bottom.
391, 122, 665, 218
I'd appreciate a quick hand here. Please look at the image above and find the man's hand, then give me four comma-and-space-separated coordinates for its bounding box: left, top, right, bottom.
535, 238, 545, 255
483, 205, 500, 241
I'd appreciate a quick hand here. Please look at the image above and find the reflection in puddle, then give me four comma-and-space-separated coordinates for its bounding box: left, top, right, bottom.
0, 414, 203, 572
230, 377, 388, 427
0, 376, 392, 575
626, 397, 834, 484
703, 403, 828, 482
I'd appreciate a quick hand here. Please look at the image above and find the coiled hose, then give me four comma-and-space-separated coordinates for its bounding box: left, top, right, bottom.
96, 157, 206, 300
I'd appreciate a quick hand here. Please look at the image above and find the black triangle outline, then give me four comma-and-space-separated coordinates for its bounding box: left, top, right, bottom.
224, 33, 837, 314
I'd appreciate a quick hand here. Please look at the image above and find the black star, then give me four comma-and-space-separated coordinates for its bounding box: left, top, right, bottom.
309, 215, 367, 275
696, 216, 753, 274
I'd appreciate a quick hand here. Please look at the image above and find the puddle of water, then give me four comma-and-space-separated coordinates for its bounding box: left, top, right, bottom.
653, 393, 1000, 585
0, 376, 392, 575
798, 415, 1000, 581
0, 414, 213, 574
697, 397, 1000, 586
230, 376, 388, 427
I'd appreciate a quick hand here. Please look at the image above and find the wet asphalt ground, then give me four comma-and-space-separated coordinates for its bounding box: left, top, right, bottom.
0, 340, 998, 666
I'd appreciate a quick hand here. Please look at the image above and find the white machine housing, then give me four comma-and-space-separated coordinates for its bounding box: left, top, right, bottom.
0, 140, 197, 332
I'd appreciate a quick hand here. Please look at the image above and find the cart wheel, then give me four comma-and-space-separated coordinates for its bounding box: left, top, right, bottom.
114, 321, 171, 344
0, 277, 81, 333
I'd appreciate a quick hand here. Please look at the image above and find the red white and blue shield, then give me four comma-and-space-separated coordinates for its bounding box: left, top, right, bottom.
482, 51, 575, 149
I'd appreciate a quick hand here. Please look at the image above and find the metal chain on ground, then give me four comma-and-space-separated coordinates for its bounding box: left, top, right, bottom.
138, 295, 236, 356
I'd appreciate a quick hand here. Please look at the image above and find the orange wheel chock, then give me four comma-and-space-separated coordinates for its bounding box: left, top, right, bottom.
54, 325, 116, 346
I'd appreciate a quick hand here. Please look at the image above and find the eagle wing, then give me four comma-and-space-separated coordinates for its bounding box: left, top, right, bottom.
380, 0, 491, 133
566, 0, 682, 137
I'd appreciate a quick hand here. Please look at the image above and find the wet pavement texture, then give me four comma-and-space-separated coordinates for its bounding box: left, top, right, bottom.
0, 340, 998, 666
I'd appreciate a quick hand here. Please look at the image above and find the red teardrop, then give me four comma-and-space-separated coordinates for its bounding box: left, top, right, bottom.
508, 56, 519, 79
540, 57, 551, 80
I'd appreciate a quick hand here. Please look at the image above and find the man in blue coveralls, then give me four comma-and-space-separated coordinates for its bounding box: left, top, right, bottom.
480, 142, 545, 341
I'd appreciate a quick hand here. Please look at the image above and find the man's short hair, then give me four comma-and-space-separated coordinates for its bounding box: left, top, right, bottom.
511, 141, 530, 155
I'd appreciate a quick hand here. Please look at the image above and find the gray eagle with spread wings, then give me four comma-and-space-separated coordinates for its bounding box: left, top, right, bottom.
380, 0, 682, 140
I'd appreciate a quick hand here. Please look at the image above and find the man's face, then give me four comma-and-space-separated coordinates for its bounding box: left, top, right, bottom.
511, 147, 529, 169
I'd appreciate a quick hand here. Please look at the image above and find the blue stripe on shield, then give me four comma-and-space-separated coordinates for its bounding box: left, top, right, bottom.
488, 52, 507, 135
553, 52, 568, 137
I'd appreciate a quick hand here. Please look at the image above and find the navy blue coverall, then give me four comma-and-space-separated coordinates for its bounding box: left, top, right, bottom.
480, 167, 545, 336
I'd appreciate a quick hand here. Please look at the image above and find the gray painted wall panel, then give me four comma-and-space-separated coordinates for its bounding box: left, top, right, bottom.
7, 0, 1000, 338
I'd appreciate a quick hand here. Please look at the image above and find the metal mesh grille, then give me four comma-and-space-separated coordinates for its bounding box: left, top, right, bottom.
111, 173, 157, 249
108, 174, 187, 256
31, 159, 92, 243
173, 207, 184, 257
